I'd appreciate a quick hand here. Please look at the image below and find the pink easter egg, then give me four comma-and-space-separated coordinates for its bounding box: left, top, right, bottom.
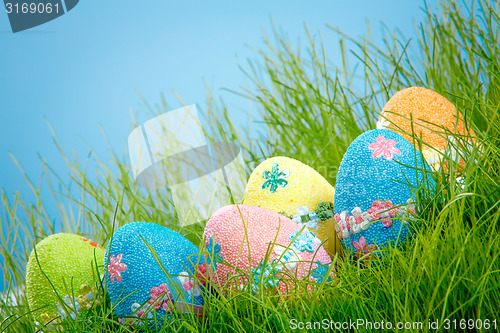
202, 204, 333, 294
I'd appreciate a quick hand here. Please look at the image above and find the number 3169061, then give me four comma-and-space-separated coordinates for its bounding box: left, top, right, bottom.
5, 2, 60, 14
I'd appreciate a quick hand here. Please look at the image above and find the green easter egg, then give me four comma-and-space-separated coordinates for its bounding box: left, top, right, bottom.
25, 233, 105, 324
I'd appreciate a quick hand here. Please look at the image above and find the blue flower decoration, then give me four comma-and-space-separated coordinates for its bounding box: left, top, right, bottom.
206, 237, 223, 269
311, 261, 331, 284
262, 163, 290, 193
289, 230, 316, 252
250, 260, 280, 292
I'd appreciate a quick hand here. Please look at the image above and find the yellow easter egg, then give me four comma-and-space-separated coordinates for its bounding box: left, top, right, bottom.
377, 87, 476, 171
243, 156, 341, 259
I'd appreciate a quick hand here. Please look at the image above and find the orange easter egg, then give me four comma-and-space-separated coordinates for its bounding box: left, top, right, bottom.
377, 87, 476, 171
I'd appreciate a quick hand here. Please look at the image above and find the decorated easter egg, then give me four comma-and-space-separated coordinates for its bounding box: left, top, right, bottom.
243, 156, 340, 258
333, 129, 433, 264
203, 204, 333, 294
25, 233, 105, 324
105, 222, 205, 327
377, 87, 476, 171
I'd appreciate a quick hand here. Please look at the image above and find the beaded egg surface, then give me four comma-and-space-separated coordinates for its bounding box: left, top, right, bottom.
242, 156, 340, 258
203, 204, 333, 294
334, 129, 433, 264
25, 233, 105, 325
105, 222, 205, 327
377, 86, 476, 171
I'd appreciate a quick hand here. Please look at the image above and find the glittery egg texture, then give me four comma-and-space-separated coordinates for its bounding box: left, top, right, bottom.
242, 156, 340, 258
25, 233, 105, 324
203, 204, 333, 294
333, 129, 433, 264
105, 222, 204, 327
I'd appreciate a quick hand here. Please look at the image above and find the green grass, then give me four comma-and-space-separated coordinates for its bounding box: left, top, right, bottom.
2, 0, 500, 331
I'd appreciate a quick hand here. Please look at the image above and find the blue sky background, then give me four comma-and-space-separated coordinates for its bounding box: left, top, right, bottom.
0, 1, 429, 288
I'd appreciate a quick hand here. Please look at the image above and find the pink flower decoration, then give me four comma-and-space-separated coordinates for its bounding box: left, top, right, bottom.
367, 200, 397, 227
368, 136, 401, 161
381, 219, 393, 227
196, 263, 212, 285
148, 284, 172, 311
108, 253, 127, 283
353, 236, 378, 263
182, 281, 193, 290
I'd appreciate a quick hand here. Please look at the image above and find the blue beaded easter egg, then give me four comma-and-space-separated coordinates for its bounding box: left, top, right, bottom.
105, 222, 205, 328
333, 129, 433, 264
